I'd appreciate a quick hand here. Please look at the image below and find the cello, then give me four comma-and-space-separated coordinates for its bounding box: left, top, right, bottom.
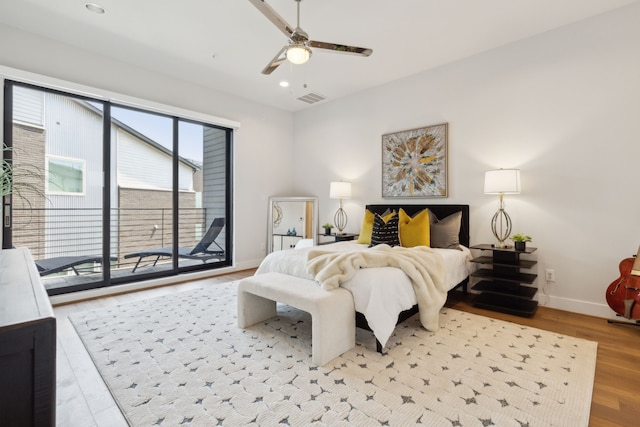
606, 248, 640, 320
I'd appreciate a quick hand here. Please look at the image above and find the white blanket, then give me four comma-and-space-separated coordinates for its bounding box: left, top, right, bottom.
306, 244, 447, 331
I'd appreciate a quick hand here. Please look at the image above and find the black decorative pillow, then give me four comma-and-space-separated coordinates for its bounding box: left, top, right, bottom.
369, 213, 400, 247
430, 211, 462, 249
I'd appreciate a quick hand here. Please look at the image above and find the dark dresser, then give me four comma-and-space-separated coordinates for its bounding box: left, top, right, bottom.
0, 248, 56, 427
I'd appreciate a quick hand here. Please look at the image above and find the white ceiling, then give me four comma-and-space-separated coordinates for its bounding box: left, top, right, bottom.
0, 0, 637, 112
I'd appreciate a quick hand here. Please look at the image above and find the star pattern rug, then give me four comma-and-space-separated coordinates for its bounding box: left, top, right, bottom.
70, 281, 597, 426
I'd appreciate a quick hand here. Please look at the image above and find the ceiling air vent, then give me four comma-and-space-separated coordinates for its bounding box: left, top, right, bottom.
297, 92, 326, 104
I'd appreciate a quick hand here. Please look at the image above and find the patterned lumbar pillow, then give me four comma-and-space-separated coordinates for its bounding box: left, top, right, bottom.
357, 208, 394, 244
369, 213, 400, 247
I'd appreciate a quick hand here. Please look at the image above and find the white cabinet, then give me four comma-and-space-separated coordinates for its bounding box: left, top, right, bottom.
272, 234, 303, 251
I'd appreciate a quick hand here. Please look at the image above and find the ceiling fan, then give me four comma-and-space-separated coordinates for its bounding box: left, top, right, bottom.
249, 0, 373, 75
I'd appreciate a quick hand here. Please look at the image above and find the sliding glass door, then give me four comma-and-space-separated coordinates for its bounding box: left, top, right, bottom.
177, 120, 230, 273
109, 106, 176, 279
3, 81, 232, 294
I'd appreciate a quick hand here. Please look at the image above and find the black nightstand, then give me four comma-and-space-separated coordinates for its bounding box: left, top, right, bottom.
318, 233, 358, 244
470, 244, 538, 317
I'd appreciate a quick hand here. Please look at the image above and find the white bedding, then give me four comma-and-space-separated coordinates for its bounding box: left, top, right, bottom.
256, 242, 472, 347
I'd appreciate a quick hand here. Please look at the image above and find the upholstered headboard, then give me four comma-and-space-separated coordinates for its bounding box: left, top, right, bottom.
364, 204, 470, 247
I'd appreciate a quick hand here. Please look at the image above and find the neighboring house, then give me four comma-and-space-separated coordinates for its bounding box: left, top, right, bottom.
11, 86, 205, 263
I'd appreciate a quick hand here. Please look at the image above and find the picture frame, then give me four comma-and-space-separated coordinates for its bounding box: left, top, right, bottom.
381, 123, 448, 198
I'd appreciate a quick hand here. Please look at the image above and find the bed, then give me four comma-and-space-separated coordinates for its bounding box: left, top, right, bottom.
256, 204, 471, 351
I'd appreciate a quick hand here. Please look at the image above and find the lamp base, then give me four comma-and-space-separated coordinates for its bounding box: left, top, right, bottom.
490, 207, 512, 248
334, 207, 347, 233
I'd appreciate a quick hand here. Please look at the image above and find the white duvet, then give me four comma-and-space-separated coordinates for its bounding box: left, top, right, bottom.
256, 241, 472, 347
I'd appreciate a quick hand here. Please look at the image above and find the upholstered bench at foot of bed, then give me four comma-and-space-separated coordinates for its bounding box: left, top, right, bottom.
237, 272, 355, 366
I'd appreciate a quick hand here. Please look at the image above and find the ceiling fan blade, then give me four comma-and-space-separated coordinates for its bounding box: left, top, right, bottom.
248, 0, 295, 38
308, 40, 373, 57
261, 46, 288, 75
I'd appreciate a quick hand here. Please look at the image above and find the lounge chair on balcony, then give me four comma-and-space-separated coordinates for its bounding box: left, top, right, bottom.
35, 255, 115, 277
124, 217, 226, 272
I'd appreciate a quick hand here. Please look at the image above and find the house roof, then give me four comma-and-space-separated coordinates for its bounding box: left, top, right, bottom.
0, 0, 637, 112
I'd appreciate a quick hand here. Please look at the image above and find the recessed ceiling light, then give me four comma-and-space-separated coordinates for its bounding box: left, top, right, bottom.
85, 3, 105, 14
279, 81, 290, 88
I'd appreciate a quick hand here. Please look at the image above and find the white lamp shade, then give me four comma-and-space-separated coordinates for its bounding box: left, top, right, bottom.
484, 169, 521, 194
286, 44, 311, 64
330, 181, 352, 199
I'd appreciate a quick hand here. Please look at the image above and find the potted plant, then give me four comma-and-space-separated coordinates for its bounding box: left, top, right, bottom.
2, 145, 46, 248
2, 144, 45, 200
1, 146, 13, 198
510, 233, 532, 251
322, 223, 334, 236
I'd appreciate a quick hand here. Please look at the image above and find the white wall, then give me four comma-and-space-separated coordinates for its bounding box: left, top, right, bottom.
0, 23, 295, 270
292, 3, 640, 318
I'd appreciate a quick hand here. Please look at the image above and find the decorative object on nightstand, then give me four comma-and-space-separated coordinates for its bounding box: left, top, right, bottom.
470, 244, 538, 317
322, 223, 334, 235
510, 233, 532, 251
484, 168, 521, 248
330, 181, 351, 234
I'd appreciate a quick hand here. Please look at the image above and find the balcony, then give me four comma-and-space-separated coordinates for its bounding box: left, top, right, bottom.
11, 207, 227, 292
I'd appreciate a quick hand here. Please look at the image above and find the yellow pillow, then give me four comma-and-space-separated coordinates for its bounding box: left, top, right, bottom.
398, 208, 430, 247
357, 209, 395, 244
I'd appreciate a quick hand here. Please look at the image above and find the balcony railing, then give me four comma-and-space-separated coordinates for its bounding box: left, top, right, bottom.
11, 207, 222, 275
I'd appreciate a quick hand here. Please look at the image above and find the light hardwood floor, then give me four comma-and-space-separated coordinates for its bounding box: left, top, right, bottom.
54, 269, 640, 427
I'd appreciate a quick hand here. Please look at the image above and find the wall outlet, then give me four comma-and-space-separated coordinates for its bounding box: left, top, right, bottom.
545, 269, 556, 282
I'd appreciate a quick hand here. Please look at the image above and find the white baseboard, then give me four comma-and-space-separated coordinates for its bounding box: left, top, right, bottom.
541, 294, 614, 319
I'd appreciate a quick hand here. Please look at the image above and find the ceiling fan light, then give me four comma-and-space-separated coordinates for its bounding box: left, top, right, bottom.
286, 44, 311, 65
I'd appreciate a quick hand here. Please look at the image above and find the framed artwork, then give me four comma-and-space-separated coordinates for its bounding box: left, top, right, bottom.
381, 123, 448, 198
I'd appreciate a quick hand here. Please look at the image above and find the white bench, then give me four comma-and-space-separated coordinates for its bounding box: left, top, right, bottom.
237, 272, 355, 366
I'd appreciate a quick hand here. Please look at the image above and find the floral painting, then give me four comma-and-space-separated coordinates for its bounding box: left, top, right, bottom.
382, 123, 447, 197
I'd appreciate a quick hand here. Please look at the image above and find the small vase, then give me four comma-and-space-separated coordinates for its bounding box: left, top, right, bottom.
514, 241, 526, 251
324, 228, 331, 236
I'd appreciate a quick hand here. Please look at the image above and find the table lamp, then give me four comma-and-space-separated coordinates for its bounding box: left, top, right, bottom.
484, 169, 520, 248
330, 181, 351, 234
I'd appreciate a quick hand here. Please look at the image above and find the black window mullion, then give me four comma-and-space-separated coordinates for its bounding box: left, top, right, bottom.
2, 81, 13, 249
172, 117, 179, 271
102, 102, 111, 283
225, 129, 233, 265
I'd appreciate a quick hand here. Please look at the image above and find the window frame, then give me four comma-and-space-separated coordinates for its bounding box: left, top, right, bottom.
2, 68, 237, 296
45, 155, 86, 196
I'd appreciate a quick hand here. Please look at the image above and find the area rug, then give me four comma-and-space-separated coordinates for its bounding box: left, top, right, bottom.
70, 281, 597, 426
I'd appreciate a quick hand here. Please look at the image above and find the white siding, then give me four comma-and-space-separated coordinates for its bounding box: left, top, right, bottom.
44, 94, 104, 257
117, 129, 193, 191
13, 86, 44, 126
202, 127, 227, 249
